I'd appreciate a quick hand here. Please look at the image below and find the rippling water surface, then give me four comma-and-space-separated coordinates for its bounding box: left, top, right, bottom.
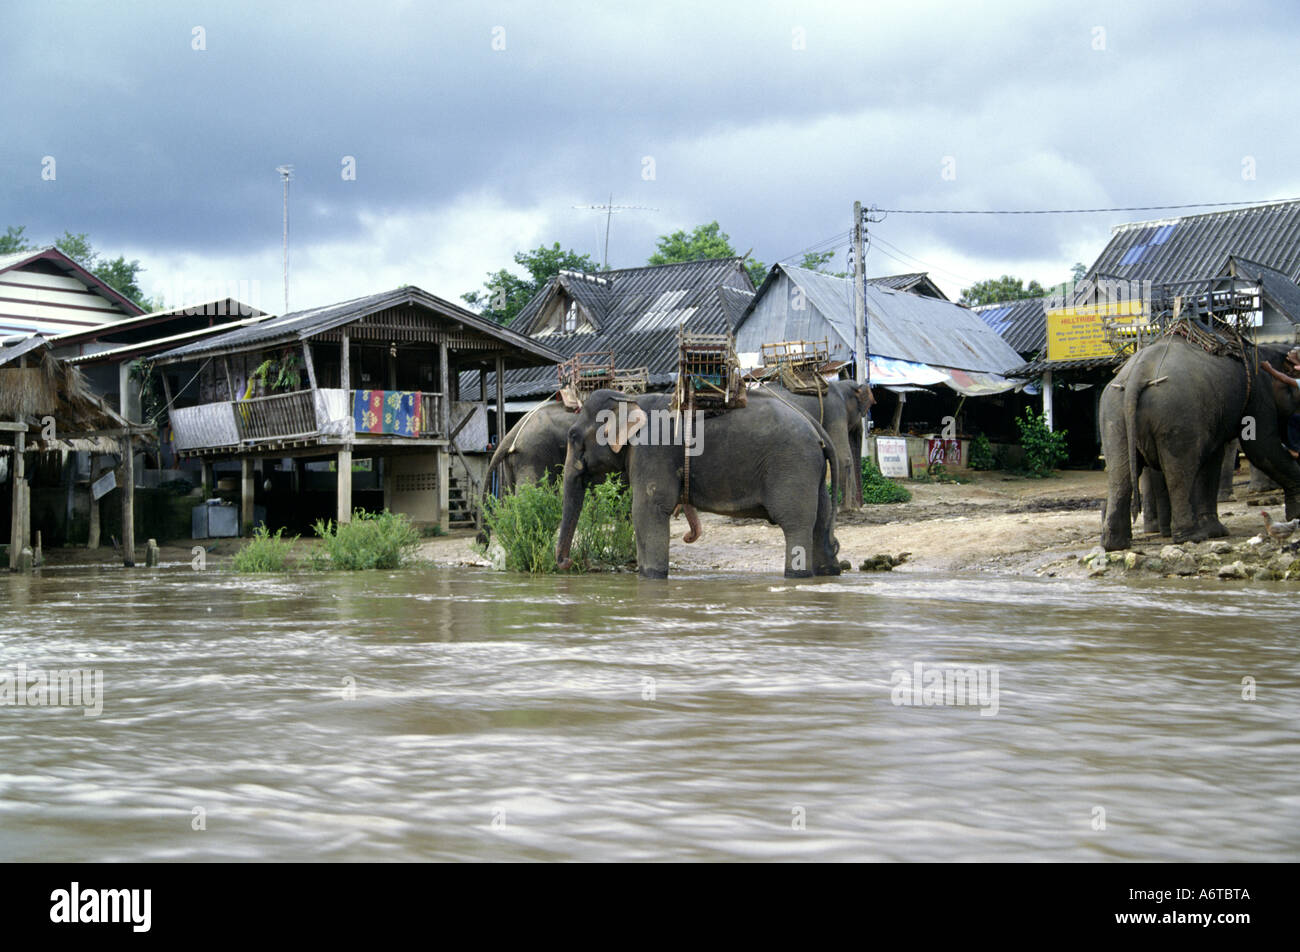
1, 563, 1297, 861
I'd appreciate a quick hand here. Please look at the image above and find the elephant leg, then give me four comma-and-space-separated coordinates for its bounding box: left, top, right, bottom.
1196, 455, 1228, 538
812, 484, 841, 576
1218, 441, 1237, 501
1140, 469, 1160, 534
633, 497, 671, 579
1161, 453, 1206, 544
1101, 428, 1133, 551
1155, 472, 1171, 536
780, 524, 817, 578
1143, 468, 1172, 536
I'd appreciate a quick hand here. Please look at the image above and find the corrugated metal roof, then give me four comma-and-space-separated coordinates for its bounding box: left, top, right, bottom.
735, 265, 1024, 375
465, 258, 754, 399
972, 297, 1047, 357
149, 285, 562, 367
1228, 255, 1300, 323
1005, 355, 1122, 378
867, 272, 949, 300
1088, 199, 1300, 286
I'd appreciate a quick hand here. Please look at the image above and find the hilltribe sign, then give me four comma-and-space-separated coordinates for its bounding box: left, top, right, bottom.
1045, 300, 1147, 361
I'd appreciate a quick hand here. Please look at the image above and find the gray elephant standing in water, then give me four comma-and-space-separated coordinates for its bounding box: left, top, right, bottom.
555, 389, 841, 578
1100, 336, 1300, 550
750, 379, 874, 511
485, 401, 574, 492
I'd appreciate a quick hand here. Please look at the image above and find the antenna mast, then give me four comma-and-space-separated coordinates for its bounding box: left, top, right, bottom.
276, 165, 293, 313
573, 195, 658, 269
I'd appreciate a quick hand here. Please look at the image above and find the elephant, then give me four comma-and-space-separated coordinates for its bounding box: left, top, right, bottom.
555, 389, 841, 578
834, 379, 875, 508
1138, 442, 1235, 535
485, 400, 575, 493
750, 381, 855, 511
1100, 336, 1300, 550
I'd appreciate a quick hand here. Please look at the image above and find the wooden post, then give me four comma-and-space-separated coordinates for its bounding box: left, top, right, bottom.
1042, 369, 1055, 432
121, 436, 135, 567
8, 428, 22, 570
240, 458, 254, 532
436, 446, 449, 533
438, 342, 450, 437
387, 344, 397, 390
494, 356, 506, 446
302, 341, 318, 390
340, 332, 351, 390
88, 477, 101, 549
223, 357, 236, 401
202, 460, 214, 499
337, 445, 353, 524
160, 370, 173, 409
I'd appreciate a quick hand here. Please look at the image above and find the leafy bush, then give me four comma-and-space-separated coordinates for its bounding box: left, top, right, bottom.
232, 525, 298, 573
861, 457, 912, 504
1015, 409, 1069, 477
572, 476, 636, 570
481, 475, 636, 573
968, 434, 998, 471
912, 463, 969, 485
480, 476, 565, 574
311, 509, 422, 570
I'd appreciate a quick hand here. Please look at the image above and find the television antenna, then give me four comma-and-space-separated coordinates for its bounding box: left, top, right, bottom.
573, 194, 658, 269
276, 165, 293, 313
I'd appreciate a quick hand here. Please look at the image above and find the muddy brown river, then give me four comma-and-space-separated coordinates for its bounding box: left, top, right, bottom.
1, 564, 1296, 861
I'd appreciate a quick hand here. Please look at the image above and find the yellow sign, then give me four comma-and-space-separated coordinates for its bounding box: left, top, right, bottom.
1045, 301, 1146, 361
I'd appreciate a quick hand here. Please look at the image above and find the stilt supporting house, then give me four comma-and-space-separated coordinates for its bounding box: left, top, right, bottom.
147, 287, 559, 534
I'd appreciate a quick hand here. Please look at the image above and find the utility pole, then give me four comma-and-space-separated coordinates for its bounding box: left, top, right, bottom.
573, 195, 658, 270
853, 201, 867, 384
276, 165, 293, 313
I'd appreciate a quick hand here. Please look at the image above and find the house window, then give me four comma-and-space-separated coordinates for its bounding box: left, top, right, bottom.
563, 301, 578, 333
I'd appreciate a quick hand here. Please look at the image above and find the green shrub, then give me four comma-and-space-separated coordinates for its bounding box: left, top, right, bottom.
481, 475, 636, 573
1015, 409, 1069, 477
572, 476, 636, 570
968, 434, 997, 471
311, 509, 421, 570
861, 457, 912, 504
232, 524, 298, 573
480, 476, 564, 574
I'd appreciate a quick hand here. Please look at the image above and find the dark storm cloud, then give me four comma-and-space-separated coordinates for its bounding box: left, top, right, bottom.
3, 0, 1299, 298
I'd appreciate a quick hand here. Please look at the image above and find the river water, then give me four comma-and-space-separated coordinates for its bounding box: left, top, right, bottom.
0, 564, 1296, 862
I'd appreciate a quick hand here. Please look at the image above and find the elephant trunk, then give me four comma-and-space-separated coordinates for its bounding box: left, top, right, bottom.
555, 457, 586, 571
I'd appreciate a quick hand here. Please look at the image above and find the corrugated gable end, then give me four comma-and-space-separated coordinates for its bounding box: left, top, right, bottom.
1091, 200, 1300, 285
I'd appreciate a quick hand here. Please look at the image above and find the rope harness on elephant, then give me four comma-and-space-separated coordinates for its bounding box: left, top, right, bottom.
1165, 315, 1258, 408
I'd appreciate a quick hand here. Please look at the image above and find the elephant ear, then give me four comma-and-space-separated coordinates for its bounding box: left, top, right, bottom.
600, 403, 649, 453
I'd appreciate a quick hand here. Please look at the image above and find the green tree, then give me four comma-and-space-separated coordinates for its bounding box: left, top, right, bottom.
798, 249, 848, 277
959, 275, 1047, 307
0, 225, 33, 255
463, 242, 601, 325
648, 220, 766, 287
55, 230, 154, 310
1043, 262, 1091, 305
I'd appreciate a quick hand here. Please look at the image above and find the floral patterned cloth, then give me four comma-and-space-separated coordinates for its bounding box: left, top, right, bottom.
353, 390, 423, 436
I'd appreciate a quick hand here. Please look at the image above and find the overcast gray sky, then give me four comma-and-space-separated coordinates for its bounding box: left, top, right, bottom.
3, 0, 1298, 312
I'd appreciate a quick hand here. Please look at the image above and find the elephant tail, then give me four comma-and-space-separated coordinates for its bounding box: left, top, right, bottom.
1124, 373, 1147, 519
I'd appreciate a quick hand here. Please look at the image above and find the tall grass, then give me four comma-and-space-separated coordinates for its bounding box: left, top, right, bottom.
232, 525, 299, 572
481, 474, 635, 573
311, 509, 421, 570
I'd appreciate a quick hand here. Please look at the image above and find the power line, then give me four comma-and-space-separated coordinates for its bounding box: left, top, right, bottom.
872, 197, 1300, 215
867, 233, 980, 286
777, 229, 852, 264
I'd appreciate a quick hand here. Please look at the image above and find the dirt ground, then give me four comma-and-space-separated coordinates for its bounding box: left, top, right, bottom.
417, 466, 1297, 576
36, 466, 1284, 577
416, 468, 1110, 575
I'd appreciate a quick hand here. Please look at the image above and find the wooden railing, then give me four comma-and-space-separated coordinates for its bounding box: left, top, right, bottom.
170, 388, 449, 450
420, 392, 442, 436
234, 390, 318, 441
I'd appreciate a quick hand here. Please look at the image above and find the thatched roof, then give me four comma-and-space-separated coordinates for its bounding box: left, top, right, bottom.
0, 339, 144, 451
